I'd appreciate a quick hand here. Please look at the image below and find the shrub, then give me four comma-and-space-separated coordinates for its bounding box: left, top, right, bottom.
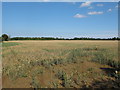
2, 34, 9, 41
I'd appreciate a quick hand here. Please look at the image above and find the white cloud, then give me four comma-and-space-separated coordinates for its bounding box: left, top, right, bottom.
74, 14, 87, 18
88, 6, 93, 9
96, 4, 104, 7
107, 9, 112, 12
80, 2, 92, 7
88, 11, 103, 15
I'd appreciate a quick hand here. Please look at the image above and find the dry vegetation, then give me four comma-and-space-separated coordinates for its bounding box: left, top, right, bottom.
2, 40, 120, 88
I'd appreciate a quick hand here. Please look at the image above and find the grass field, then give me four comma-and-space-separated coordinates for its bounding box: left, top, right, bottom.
2, 40, 120, 88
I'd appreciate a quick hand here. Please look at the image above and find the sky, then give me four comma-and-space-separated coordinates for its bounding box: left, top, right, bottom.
2, 0, 119, 2
2, 2, 118, 38
0, 1, 2, 36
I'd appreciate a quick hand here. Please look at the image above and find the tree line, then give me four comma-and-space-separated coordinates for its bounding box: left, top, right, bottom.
10, 37, 120, 40
0, 34, 120, 41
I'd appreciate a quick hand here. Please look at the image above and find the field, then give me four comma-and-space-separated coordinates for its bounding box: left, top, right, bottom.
2, 40, 120, 88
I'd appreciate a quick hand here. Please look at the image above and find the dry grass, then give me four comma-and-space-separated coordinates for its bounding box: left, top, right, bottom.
2, 40, 119, 88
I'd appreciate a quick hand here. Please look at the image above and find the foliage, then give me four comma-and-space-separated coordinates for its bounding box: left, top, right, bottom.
10, 37, 120, 40
2, 34, 9, 41
56, 70, 73, 87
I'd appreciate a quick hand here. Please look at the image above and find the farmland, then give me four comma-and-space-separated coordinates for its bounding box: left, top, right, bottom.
2, 40, 120, 88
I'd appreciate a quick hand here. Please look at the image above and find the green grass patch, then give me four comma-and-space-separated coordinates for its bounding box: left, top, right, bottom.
2, 42, 20, 47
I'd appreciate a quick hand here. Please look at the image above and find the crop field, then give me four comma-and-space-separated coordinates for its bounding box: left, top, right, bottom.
2, 40, 120, 88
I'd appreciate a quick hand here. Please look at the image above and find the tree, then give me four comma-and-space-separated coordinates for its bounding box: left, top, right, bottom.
2, 34, 9, 41
0, 37, 2, 42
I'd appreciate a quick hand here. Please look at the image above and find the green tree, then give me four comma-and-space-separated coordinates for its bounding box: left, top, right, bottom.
2, 34, 9, 41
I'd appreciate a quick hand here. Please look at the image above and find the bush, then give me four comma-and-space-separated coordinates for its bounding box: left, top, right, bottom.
2, 34, 9, 41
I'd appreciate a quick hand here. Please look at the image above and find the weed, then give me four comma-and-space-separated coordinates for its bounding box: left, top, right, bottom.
87, 68, 94, 72
41, 60, 51, 68
32, 67, 44, 76
31, 77, 41, 88
91, 50, 119, 68
52, 82, 59, 88
56, 70, 73, 87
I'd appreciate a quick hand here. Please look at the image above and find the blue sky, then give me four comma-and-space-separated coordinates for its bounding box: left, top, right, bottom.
0, 1, 2, 36
2, 2, 118, 38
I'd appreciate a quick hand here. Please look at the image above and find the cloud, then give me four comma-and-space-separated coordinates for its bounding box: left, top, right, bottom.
80, 2, 92, 7
107, 9, 112, 12
96, 4, 103, 7
74, 14, 87, 18
88, 11, 103, 15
